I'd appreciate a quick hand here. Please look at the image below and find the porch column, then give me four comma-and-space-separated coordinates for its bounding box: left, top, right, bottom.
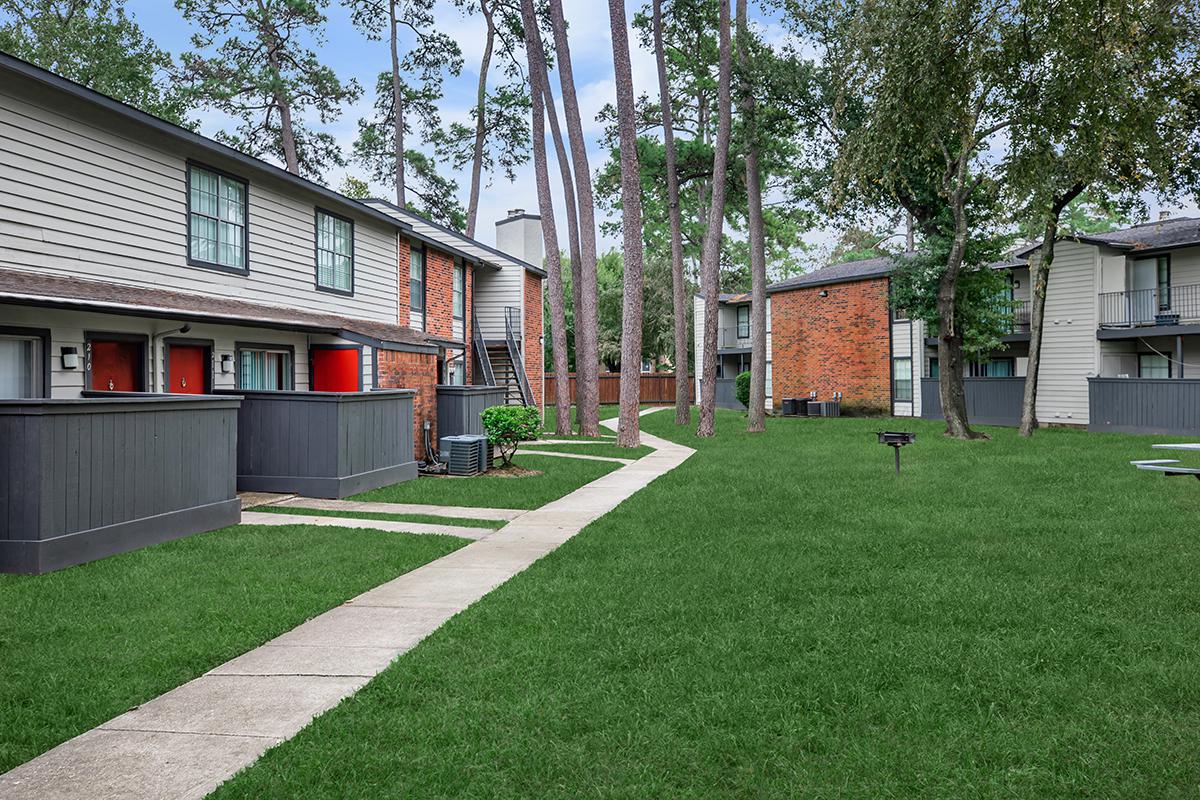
1177, 335, 1185, 379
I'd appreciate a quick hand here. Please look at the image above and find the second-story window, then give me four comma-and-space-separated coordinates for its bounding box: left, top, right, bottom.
188, 164, 247, 272
410, 246, 425, 313
737, 305, 750, 339
315, 210, 353, 294
453, 261, 465, 320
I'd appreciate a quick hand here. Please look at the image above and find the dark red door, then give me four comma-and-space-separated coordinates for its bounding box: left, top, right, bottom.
168, 345, 208, 394
90, 340, 142, 392
311, 348, 361, 391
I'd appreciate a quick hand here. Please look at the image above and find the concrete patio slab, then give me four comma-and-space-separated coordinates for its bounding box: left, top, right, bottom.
0, 728, 282, 800
101, 674, 367, 739
239, 511, 490, 539
271, 496, 526, 522
2, 408, 694, 799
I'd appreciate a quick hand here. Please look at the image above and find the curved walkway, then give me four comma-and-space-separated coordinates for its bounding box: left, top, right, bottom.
0, 408, 693, 800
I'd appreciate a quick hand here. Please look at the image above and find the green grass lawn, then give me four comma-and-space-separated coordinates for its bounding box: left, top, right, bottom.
540, 403, 621, 437
522, 441, 655, 460
248, 506, 506, 529
208, 412, 1200, 798
0, 524, 466, 773
352, 452, 622, 510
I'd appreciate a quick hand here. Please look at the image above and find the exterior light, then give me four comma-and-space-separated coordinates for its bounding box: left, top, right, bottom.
61, 346, 79, 370
220, 354, 234, 373
818, 289, 829, 297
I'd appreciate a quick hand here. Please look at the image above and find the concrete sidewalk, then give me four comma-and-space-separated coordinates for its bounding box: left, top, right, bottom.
239, 511, 494, 540
0, 409, 693, 800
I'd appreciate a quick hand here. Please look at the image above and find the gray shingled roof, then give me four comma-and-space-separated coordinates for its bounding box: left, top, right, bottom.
1018, 216, 1200, 257
0, 268, 438, 352
1080, 217, 1200, 251
767, 256, 895, 293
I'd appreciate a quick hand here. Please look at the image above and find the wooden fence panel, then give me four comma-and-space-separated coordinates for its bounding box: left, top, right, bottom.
544, 373, 693, 405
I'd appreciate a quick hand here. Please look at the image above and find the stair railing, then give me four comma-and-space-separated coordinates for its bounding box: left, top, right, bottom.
472, 309, 496, 386
504, 306, 535, 405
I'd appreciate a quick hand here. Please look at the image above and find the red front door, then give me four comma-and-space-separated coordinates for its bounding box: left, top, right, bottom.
90, 340, 143, 392
311, 348, 361, 392
168, 345, 209, 394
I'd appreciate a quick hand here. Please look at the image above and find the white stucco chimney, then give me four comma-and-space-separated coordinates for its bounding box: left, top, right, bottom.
495, 208, 543, 267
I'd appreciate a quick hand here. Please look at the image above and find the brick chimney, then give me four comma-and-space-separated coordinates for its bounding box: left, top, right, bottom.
495, 208, 544, 267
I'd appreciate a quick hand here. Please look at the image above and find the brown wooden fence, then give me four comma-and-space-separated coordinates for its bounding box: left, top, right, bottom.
544, 373, 694, 405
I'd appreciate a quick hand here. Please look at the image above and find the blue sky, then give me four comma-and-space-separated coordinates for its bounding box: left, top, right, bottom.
124, 0, 1197, 261
125, 0, 675, 253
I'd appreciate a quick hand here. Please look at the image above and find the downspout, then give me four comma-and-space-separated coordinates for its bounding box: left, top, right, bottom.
150, 324, 192, 393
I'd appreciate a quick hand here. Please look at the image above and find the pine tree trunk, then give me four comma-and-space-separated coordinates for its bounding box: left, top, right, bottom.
264, 31, 300, 175
547, 0, 600, 437
608, 0, 645, 448
465, 0, 495, 238
542, 82, 582, 330
389, 0, 405, 206
653, 0, 690, 426
519, 0, 571, 435
696, 0, 733, 439
737, 0, 766, 433
936, 198, 984, 439
276, 94, 301, 175
1019, 183, 1083, 437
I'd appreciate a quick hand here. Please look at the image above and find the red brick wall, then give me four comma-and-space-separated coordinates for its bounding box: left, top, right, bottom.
423, 247, 456, 340
524, 271, 544, 407
464, 265, 473, 381
376, 349, 438, 460
398, 236, 411, 323
770, 277, 891, 412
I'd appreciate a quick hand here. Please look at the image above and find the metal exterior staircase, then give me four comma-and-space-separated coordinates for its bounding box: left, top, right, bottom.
472, 306, 533, 405
504, 307, 535, 405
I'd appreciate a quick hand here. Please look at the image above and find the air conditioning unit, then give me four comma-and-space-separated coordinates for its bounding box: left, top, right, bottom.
439, 435, 486, 476
808, 401, 841, 417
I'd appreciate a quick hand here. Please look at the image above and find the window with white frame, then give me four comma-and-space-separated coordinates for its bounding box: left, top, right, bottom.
410, 246, 425, 312
188, 164, 247, 271
316, 210, 353, 292
453, 261, 465, 319
0, 334, 43, 398
736, 305, 750, 339
893, 357, 913, 402
237, 347, 293, 390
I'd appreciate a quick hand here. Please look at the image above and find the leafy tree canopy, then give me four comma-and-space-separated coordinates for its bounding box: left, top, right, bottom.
0, 0, 193, 126
176, 0, 360, 180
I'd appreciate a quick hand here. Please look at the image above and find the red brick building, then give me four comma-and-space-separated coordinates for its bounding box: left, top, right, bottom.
768, 259, 893, 414
367, 200, 546, 459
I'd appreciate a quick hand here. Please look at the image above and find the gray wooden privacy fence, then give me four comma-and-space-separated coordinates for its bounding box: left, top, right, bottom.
0, 395, 241, 574
218, 389, 417, 498
920, 377, 1025, 427
1088, 378, 1200, 435
436, 384, 506, 438
713, 378, 742, 410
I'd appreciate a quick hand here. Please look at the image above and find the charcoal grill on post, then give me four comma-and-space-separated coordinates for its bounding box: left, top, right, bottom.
877, 431, 916, 474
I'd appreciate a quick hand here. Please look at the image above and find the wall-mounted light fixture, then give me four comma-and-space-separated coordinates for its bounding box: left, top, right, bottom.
61, 346, 79, 370
818, 289, 829, 298
220, 354, 234, 373
1013, 280, 1021, 289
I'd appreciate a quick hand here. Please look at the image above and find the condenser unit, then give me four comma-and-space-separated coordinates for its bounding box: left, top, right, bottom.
439, 435, 486, 476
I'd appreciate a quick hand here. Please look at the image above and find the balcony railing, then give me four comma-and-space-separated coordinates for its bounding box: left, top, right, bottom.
926, 299, 1030, 338
719, 326, 750, 349
1009, 299, 1030, 332
1099, 283, 1200, 328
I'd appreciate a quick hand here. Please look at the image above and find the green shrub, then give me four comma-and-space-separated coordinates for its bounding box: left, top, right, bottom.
481, 405, 541, 466
735, 371, 751, 409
